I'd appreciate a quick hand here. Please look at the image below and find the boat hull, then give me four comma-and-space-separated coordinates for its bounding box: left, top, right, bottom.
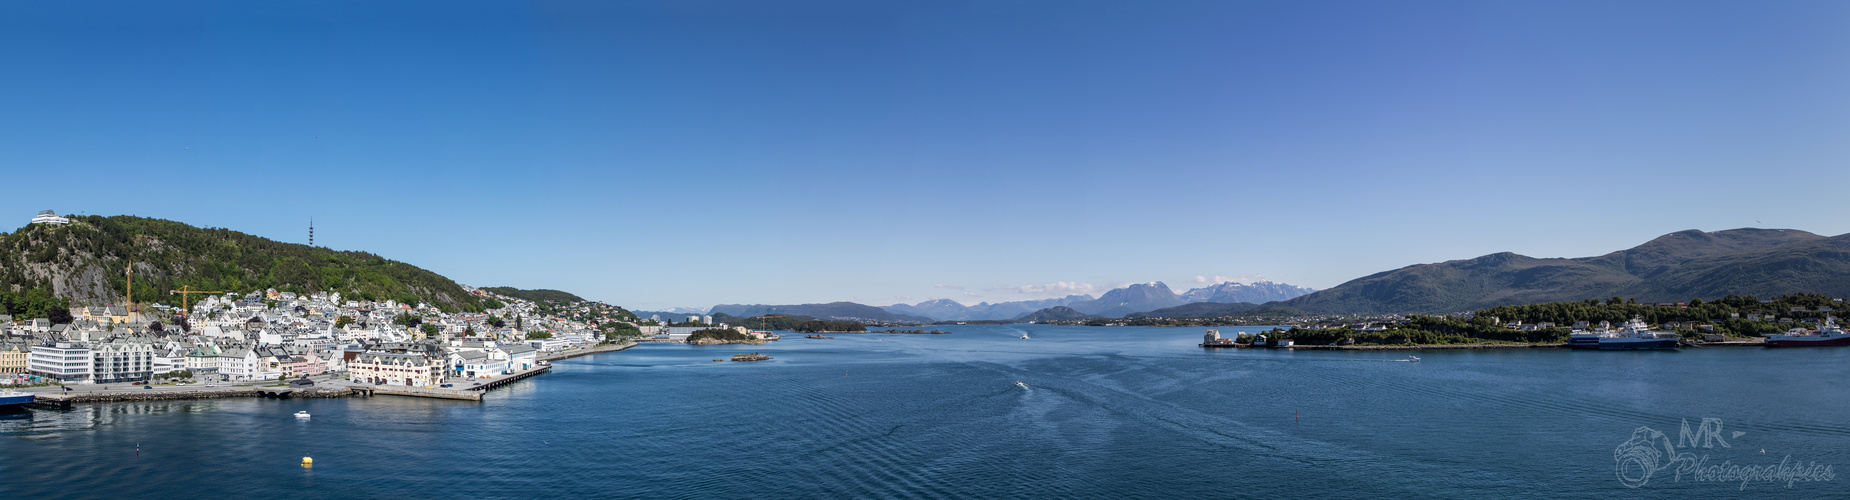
0, 393, 35, 407
1597, 339, 1680, 350
1765, 336, 1850, 348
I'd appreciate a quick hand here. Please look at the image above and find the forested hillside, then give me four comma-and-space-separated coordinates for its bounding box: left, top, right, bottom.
0, 216, 487, 312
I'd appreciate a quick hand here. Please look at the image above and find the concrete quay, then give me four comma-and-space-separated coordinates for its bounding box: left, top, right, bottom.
540, 341, 637, 362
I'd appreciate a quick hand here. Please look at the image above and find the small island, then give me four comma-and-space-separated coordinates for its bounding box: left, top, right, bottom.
873, 329, 952, 334
686, 328, 767, 345
731, 353, 772, 362
804, 334, 834, 339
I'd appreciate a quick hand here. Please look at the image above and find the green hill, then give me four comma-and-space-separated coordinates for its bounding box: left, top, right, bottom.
0, 215, 488, 312
1281, 228, 1850, 314
1018, 306, 1098, 322
480, 287, 584, 303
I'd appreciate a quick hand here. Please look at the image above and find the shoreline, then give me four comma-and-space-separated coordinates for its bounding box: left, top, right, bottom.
1206, 339, 1768, 351
28, 342, 639, 407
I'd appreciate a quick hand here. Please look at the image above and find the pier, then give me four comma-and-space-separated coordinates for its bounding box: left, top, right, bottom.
540, 341, 637, 362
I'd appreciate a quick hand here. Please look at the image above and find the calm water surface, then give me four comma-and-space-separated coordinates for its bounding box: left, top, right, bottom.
3, 325, 1845, 498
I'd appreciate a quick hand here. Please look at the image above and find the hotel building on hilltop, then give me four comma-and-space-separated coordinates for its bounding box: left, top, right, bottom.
30, 210, 70, 226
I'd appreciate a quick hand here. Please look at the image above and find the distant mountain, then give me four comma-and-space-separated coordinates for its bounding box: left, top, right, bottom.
708, 301, 932, 323
1281, 228, 1847, 314
1018, 306, 1098, 322
481, 287, 584, 303
634, 310, 699, 322
882, 295, 1095, 321
1178, 281, 1315, 304
1065, 282, 1186, 317
1127, 302, 1264, 318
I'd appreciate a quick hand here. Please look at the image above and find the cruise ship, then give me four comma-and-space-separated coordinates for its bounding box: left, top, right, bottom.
0, 390, 35, 408
1596, 317, 1680, 350
1766, 318, 1850, 348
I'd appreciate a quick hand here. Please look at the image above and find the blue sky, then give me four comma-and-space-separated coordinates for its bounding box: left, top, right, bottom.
4, 1, 1848, 311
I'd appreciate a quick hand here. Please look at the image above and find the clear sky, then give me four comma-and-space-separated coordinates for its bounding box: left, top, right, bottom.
4, 1, 1848, 311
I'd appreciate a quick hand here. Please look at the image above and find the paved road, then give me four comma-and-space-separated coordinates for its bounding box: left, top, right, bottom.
18, 373, 349, 397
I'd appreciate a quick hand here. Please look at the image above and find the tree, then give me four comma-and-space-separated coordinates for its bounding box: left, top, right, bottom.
420, 323, 440, 336
526, 331, 552, 340
47, 306, 72, 324
148, 321, 164, 332
335, 316, 354, 328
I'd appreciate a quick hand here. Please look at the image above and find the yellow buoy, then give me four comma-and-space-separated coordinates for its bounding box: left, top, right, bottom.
301, 456, 314, 467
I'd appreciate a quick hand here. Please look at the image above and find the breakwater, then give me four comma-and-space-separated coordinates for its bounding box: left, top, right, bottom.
540, 341, 637, 361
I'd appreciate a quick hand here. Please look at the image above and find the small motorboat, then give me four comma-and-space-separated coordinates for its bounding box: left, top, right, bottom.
1406, 356, 1421, 363
1020, 334, 1030, 339
1015, 381, 1028, 389
294, 411, 311, 419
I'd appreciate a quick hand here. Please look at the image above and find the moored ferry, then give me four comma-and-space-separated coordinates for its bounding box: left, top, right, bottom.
1597, 317, 1679, 350
1568, 331, 1601, 349
0, 390, 35, 408
1766, 318, 1850, 348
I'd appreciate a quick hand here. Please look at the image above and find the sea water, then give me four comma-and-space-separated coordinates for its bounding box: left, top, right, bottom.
2, 325, 1845, 498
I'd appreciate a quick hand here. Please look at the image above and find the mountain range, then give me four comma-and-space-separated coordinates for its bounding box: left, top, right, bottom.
707, 302, 933, 323
1276, 228, 1850, 314
882, 295, 1095, 321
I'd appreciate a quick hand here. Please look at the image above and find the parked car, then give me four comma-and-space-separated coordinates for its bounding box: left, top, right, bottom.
131, 382, 142, 385
143, 386, 153, 390
439, 384, 453, 388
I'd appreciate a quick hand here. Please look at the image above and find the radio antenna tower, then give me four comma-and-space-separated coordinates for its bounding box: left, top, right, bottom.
309, 218, 315, 247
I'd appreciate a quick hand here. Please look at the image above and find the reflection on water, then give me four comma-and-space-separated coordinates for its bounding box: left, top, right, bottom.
0, 400, 235, 438
1, 325, 1845, 499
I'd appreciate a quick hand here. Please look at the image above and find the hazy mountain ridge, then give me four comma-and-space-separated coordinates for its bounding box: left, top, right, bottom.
1178, 281, 1316, 304
1018, 306, 1098, 322
708, 301, 933, 323
1127, 301, 1265, 318
1062, 282, 1187, 317
882, 295, 1095, 321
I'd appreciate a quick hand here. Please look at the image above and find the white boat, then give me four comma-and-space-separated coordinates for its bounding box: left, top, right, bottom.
1406, 356, 1420, 362
1015, 381, 1028, 389
1597, 317, 1680, 350
294, 411, 311, 419
0, 390, 34, 408
1766, 317, 1850, 347
1020, 334, 1030, 339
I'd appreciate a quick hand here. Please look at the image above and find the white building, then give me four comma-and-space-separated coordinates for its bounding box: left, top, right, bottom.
217, 347, 258, 381
30, 210, 71, 226
28, 343, 93, 383
526, 338, 569, 352
348, 353, 442, 387
91, 342, 155, 383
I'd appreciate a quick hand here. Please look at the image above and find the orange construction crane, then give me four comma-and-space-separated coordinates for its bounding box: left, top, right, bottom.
169, 285, 224, 315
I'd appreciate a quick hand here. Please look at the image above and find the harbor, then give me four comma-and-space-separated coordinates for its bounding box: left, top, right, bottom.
23, 353, 573, 406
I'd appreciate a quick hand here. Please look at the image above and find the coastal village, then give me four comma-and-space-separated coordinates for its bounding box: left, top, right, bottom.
1, 285, 628, 390
0, 214, 772, 397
